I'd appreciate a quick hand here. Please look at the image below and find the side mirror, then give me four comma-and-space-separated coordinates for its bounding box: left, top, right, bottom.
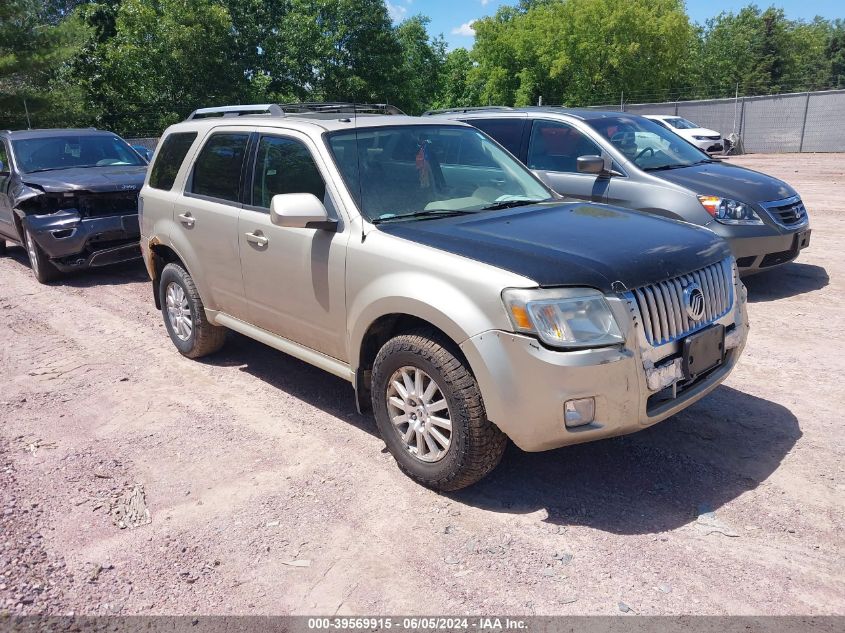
576, 155, 606, 175
270, 193, 336, 230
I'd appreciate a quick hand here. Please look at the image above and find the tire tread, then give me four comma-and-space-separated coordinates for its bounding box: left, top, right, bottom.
160, 263, 226, 358
372, 328, 507, 491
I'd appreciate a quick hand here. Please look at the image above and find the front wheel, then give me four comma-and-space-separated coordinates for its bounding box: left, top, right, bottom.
24, 229, 61, 284
371, 329, 507, 491
159, 262, 226, 358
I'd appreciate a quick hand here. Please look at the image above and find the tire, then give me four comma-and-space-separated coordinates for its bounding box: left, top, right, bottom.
0, 238, 6, 256
371, 328, 507, 491
159, 262, 226, 358
24, 228, 61, 284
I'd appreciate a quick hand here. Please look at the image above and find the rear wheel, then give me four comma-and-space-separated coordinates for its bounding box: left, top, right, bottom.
371, 329, 507, 491
159, 262, 226, 358
24, 229, 61, 284
0, 238, 6, 255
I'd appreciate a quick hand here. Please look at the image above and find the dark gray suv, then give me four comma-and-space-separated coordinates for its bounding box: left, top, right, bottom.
0, 128, 146, 283
426, 107, 811, 276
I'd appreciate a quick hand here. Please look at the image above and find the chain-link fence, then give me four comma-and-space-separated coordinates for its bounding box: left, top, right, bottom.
591, 89, 845, 153
125, 137, 159, 151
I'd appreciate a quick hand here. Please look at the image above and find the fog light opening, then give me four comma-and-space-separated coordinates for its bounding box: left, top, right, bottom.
564, 397, 595, 428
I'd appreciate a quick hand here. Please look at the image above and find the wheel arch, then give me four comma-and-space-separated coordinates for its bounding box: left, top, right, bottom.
148, 242, 190, 310
353, 309, 475, 414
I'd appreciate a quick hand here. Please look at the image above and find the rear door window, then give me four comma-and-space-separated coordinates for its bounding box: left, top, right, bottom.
149, 132, 197, 190
189, 132, 250, 202
463, 118, 526, 157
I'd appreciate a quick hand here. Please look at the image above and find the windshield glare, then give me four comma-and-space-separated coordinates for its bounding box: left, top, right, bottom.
327, 125, 553, 222
12, 134, 146, 173
587, 116, 710, 171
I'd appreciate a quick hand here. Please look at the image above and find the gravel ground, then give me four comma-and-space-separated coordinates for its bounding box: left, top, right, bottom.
0, 153, 842, 616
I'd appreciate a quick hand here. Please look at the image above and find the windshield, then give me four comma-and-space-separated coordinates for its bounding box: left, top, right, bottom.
326, 125, 554, 222
587, 116, 710, 171
12, 134, 146, 173
664, 117, 699, 130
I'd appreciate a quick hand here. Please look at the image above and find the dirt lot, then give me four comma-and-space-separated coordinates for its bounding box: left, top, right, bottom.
0, 154, 842, 617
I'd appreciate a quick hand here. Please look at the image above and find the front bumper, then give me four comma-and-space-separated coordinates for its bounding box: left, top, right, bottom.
460, 287, 749, 452
707, 221, 811, 276
692, 138, 724, 154
22, 211, 141, 271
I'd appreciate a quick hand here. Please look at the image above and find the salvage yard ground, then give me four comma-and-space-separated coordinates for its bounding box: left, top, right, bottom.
0, 154, 842, 616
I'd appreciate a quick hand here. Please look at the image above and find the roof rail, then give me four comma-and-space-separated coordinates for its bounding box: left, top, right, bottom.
186, 102, 405, 121
422, 106, 516, 116
277, 102, 405, 116
187, 104, 284, 120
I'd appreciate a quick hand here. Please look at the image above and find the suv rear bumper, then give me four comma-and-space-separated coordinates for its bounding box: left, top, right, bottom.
22, 211, 141, 270
460, 301, 748, 452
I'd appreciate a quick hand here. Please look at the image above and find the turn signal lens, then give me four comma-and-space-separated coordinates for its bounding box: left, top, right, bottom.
698, 195, 722, 216
509, 304, 532, 330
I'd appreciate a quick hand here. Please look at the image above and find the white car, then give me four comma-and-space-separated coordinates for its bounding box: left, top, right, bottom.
644, 115, 724, 154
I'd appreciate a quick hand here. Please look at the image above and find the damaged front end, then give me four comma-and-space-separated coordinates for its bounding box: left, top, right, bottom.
14, 184, 142, 272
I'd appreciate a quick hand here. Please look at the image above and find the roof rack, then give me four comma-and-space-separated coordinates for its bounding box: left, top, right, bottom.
186, 102, 405, 121
187, 104, 284, 120
277, 102, 405, 116
422, 106, 516, 116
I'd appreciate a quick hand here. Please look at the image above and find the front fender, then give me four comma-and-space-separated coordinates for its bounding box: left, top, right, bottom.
348, 271, 509, 373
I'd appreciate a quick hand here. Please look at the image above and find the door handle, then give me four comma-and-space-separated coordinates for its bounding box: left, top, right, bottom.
245, 231, 269, 247
178, 212, 195, 228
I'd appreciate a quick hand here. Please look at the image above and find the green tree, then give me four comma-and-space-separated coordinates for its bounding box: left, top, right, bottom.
432, 48, 482, 109
471, 0, 694, 107
692, 5, 831, 97
393, 15, 447, 114
829, 20, 845, 87
93, 0, 245, 135
270, 0, 403, 104
0, 0, 92, 129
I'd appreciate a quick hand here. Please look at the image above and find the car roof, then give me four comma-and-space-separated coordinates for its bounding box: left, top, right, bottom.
163, 113, 473, 136
0, 128, 118, 140
425, 106, 635, 122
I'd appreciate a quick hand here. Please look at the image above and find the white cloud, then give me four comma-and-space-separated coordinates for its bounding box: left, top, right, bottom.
480, 0, 490, 5
386, 2, 407, 22
451, 20, 476, 37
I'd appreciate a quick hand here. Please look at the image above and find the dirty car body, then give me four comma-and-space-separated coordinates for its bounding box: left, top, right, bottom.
0, 129, 146, 272
139, 108, 749, 489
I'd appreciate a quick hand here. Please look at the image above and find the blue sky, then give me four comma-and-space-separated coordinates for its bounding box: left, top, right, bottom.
384, 0, 844, 49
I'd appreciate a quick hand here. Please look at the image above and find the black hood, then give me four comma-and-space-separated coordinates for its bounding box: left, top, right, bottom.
378, 203, 731, 292
20, 165, 147, 194
654, 161, 796, 203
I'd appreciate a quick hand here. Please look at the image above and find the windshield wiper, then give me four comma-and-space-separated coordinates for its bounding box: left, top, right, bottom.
372, 209, 478, 224
645, 158, 717, 172
26, 165, 100, 173
480, 199, 549, 211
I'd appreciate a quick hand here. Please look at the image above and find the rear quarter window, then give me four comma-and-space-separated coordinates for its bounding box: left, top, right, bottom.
189, 132, 250, 203
149, 132, 198, 190
462, 118, 526, 157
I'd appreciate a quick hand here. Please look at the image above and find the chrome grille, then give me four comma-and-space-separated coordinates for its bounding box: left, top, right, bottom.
627, 259, 734, 346
761, 196, 808, 228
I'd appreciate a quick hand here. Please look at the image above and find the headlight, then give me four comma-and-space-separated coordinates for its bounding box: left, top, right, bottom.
502, 288, 624, 349
697, 195, 763, 225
